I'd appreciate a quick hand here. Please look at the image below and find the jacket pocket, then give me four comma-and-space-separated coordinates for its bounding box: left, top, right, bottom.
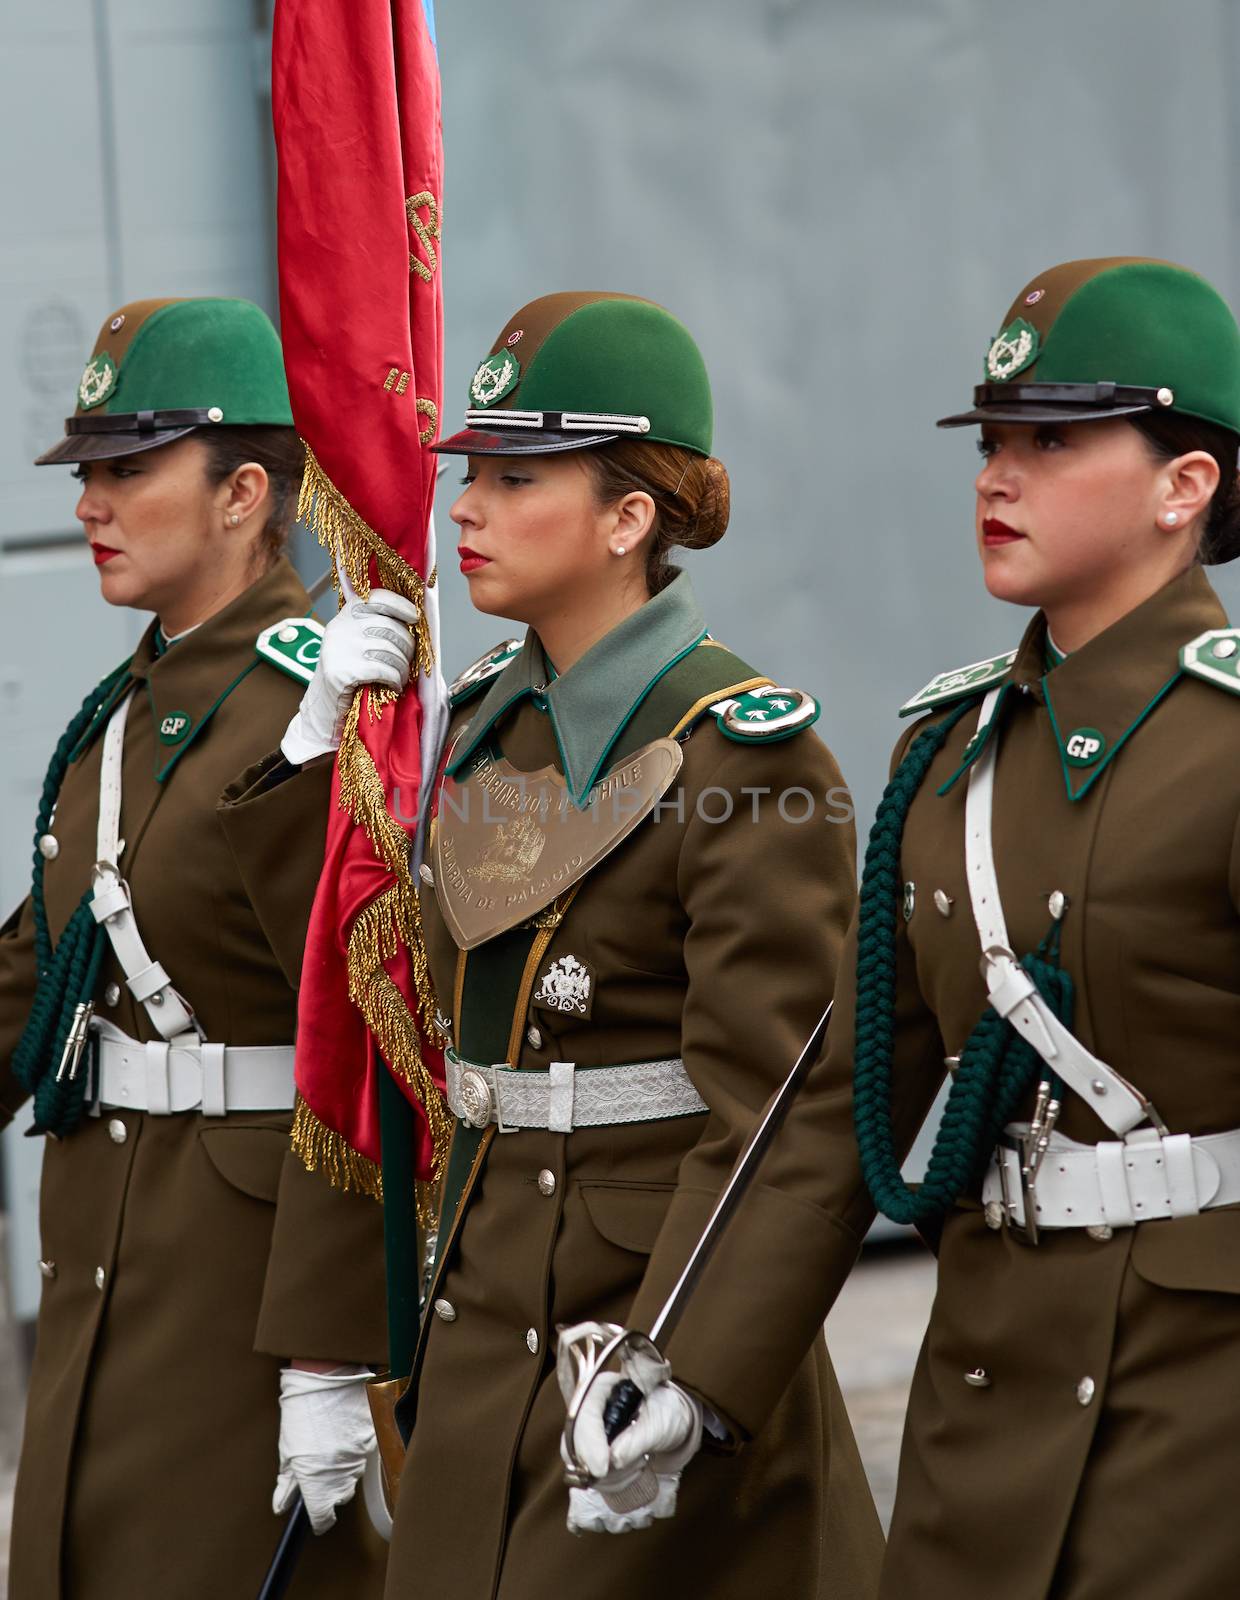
198, 1121, 290, 1204
579, 1180, 675, 1255
1130, 1205, 1240, 1294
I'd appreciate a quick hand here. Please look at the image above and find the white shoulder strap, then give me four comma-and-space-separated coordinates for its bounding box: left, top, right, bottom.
963, 688, 1154, 1136
89, 691, 199, 1042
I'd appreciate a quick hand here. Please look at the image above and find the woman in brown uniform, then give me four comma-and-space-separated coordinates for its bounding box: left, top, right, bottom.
0, 297, 395, 1597
745, 256, 1240, 1599
364, 290, 882, 1598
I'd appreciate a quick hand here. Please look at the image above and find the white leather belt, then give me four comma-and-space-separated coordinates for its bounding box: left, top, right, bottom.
983, 1123, 1240, 1233
91, 1019, 295, 1116
90, 692, 198, 1041
445, 1049, 707, 1132
964, 688, 1154, 1138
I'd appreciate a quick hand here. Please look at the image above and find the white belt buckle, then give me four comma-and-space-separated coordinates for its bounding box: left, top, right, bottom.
996, 1134, 1039, 1245
489, 1065, 517, 1134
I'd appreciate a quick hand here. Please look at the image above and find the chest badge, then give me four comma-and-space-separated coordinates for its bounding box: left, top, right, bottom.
534, 954, 594, 1019
434, 738, 683, 950
158, 710, 192, 744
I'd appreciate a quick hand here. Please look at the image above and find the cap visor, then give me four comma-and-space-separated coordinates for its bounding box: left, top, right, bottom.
34, 425, 199, 466
432, 426, 619, 456
937, 402, 1155, 429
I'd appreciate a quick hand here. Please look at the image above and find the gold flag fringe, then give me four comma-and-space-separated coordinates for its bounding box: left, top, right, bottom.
293, 1093, 384, 1200
297, 441, 437, 680
290, 446, 452, 1203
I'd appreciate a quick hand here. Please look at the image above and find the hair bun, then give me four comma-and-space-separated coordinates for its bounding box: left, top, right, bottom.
682, 456, 730, 550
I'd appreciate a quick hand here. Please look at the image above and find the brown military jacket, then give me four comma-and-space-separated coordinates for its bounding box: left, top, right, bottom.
768, 564, 1240, 1599
0, 560, 388, 1599
387, 576, 883, 1600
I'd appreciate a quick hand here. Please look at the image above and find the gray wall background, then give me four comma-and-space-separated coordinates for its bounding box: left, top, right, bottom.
4, 0, 1240, 1306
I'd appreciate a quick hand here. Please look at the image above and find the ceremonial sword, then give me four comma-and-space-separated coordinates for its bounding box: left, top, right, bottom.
562, 1000, 834, 1485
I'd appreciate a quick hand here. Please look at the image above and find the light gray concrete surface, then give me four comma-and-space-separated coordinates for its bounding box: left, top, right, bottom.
0, 1218, 26, 1596
826, 1240, 938, 1531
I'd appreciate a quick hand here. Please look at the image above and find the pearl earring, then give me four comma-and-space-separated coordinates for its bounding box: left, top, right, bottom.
1163, 511, 1179, 527
615, 545, 627, 556
230, 513, 241, 526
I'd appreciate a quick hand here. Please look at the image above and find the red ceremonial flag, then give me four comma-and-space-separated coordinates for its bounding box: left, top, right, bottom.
272, 0, 451, 1196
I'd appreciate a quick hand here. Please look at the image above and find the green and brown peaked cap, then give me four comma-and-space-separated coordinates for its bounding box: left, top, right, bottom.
939, 257, 1240, 433
433, 291, 713, 457
35, 297, 293, 465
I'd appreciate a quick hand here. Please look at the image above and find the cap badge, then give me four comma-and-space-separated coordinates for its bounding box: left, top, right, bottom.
1024, 289, 1045, 306
110, 314, 126, 331
78, 352, 118, 410
985, 317, 1040, 382
506, 329, 524, 347
469, 351, 520, 408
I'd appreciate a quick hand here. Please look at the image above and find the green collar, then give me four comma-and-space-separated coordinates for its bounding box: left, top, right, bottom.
1008, 564, 1228, 801
447, 571, 707, 806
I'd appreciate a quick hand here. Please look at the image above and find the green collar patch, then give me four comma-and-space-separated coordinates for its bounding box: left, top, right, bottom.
256, 616, 325, 684
985, 317, 1039, 381
900, 648, 1018, 717
1180, 628, 1240, 694
713, 686, 819, 743
469, 351, 520, 408
78, 351, 118, 409
447, 571, 707, 806
158, 710, 193, 745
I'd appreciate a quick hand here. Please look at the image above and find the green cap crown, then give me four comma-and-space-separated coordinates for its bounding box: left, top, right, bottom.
982, 258, 1240, 433
465, 291, 713, 455
74, 297, 293, 424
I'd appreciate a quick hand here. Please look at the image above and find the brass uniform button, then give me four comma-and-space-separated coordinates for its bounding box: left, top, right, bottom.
433, 1298, 457, 1323
537, 1169, 556, 1197
94, 1266, 107, 1291
525, 1328, 540, 1355
107, 1118, 127, 1145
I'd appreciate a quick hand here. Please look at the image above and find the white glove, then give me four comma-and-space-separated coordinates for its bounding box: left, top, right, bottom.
273, 1364, 377, 1534
557, 1321, 702, 1537
280, 586, 420, 764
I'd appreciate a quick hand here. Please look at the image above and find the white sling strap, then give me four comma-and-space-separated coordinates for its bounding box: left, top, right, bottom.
89, 691, 198, 1042
962, 688, 1155, 1137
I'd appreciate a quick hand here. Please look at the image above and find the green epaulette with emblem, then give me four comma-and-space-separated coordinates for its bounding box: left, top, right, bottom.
899, 648, 1018, 718
1181, 628, 1240, 695
449, 639, 523, 708
256, 616, 325, 685
709, 685, 820, 743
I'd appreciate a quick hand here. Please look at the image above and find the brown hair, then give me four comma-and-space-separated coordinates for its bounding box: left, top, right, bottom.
198, 425, 306, 572
581, 440, 731, 594
1129, 411, 1240, 565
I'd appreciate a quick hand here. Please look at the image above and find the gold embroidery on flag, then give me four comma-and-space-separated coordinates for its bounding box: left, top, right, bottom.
416, 397, 438, 445
406, 192, 440, 283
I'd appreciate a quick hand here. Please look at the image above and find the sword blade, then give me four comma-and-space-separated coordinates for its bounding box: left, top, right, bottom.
651, 999, 833, 1347
600, 1000, 835, 1446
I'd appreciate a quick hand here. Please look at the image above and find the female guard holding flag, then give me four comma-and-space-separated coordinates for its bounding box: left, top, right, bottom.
0, 297, 392, 1597
375, 291, 882, 1598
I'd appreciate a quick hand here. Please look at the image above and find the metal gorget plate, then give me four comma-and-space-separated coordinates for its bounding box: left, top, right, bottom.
433, 737, 683, 949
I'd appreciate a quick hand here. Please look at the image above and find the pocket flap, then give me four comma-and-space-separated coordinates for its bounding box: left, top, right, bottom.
198, 1122, 290, 1204
1130, 1206, 1240, 1294
579, 1181, 674, 1255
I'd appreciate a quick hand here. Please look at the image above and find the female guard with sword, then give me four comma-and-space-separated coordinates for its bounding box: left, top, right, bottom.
0, 297, 397, 1596
273, 290, 884, 1598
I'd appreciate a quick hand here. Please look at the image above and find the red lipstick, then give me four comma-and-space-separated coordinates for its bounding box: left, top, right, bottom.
458, 546, 491, 574
982, 517, 1026, 547
92, 544, 121, 565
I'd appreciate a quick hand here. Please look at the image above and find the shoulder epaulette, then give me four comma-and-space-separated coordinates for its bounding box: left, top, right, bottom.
899, 648, 1018, 718
709, 686, 820, 743
1181, 628, 1240, 696
449, 639, 522, 707
256, 616, 325, 685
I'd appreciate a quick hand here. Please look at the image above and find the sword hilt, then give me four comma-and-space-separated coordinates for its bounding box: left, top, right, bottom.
603, 1377, 643, 1442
